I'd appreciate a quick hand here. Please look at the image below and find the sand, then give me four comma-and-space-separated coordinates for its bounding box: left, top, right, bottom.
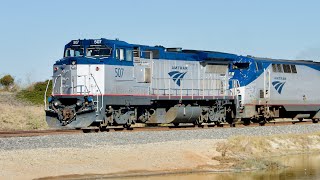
0, 139, 224, 180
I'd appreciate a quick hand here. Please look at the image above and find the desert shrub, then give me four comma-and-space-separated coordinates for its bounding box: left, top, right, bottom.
16, 80, 52, 105
0, 74, 14, 90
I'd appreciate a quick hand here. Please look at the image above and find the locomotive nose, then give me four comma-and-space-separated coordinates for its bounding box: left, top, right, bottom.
62, 57, 77, 65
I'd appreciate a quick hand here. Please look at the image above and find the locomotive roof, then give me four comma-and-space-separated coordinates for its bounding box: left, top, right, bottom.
65, 38, 319, 65
66, 38, 238, 62
249, 56, 320, 65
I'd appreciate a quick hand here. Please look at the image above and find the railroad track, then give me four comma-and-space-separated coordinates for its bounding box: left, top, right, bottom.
0, 119, 315, 138
0, 129, 80, 138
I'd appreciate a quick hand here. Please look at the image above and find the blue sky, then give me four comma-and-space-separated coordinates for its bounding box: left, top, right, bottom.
1, 0, 320, 84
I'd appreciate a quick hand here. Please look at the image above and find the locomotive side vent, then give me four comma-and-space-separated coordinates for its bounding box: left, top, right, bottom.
135, 67, 151, 83
260, 90, 264, 98
145, 68, 151, 83
205, 65, 227, 74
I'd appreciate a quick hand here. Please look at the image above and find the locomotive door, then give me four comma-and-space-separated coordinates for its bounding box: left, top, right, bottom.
263, 68, 271, 101
231, 79, 241, 109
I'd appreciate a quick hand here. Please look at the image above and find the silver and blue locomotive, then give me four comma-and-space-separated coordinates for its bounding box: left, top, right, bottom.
229, 55, 320, 125
45, 38, 236, 129
45, 38, 320, 129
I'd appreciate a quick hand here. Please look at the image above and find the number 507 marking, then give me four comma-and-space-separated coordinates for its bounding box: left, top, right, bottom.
115, 68, 124, 78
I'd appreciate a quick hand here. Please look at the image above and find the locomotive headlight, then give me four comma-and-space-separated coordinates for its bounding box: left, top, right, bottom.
48, 96, 53, 103
87, 97, 93, 103
53, 100, 61, 107
71, 60, 76, 65
76, 100, 83, 107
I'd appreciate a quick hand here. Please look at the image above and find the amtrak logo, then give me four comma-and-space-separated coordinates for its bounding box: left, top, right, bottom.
272, 81, 286, 94
168, 71, 187, 86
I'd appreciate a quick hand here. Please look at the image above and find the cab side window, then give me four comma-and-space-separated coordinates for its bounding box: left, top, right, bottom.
116, 48, 125, 61
116, 49, 119, 59
119, 49, 124, 60
126, 50, 133, 61
116, 48, 133, 61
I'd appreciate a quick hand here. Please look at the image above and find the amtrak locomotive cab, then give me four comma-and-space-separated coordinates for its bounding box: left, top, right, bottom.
45, 38, 320, 130
45, 38, 237, 129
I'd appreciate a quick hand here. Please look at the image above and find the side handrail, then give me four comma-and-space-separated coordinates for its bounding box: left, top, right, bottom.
44, 75, 60, 110
44, 79, 52, 110
52, 75, 61, 95
73, 85, 90, 95
75, 75, 90, 95
90, 73, 103, 112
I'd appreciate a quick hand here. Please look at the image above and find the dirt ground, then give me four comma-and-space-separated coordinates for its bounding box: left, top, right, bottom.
0, 139, 225, 180
1, 91, 320, 179
1, 132, 320, 180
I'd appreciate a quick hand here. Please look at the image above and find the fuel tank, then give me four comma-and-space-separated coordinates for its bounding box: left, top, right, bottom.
165, 105, 201, 124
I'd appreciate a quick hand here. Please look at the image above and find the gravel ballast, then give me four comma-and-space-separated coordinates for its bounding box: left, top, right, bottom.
1, 124, 320, 150
1, 124, 320, 179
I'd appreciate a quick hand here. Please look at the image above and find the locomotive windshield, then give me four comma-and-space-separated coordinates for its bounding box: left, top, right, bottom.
64, 48, 84, 57
232, 62, 250, 70
86, 46, 112, 57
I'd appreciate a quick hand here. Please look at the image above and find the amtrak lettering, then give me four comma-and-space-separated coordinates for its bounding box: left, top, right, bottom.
172, 66, 188, 70
274, 77, 286, 81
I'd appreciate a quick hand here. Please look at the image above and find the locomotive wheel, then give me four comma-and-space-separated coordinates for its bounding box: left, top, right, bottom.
312, 119, 319, 123
226, 118, 235, 127
259, 121, 266, 126
243, 119, 251, 126
256, 117, 267, 126
123, 123, 131, 129
193, 119, 203, 127
99, 126, 109, 132
82, 127, 99, 133
82, 129, 91, 133
215, 122, 223, 127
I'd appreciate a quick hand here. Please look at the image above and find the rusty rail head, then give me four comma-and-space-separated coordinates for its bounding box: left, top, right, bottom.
0, 129, 80, 138
0, 120, 314, 138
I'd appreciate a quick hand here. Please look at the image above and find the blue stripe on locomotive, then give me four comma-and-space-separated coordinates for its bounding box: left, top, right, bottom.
55, 38, 320, 88
55, 38, 238, 66
229, 56, 320, 88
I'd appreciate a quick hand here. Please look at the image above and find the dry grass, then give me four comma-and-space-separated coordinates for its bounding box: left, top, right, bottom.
232, 157, 284, 171
218, 133, 320, 157
0, 92, 47, 130
215, 132, 320, 171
